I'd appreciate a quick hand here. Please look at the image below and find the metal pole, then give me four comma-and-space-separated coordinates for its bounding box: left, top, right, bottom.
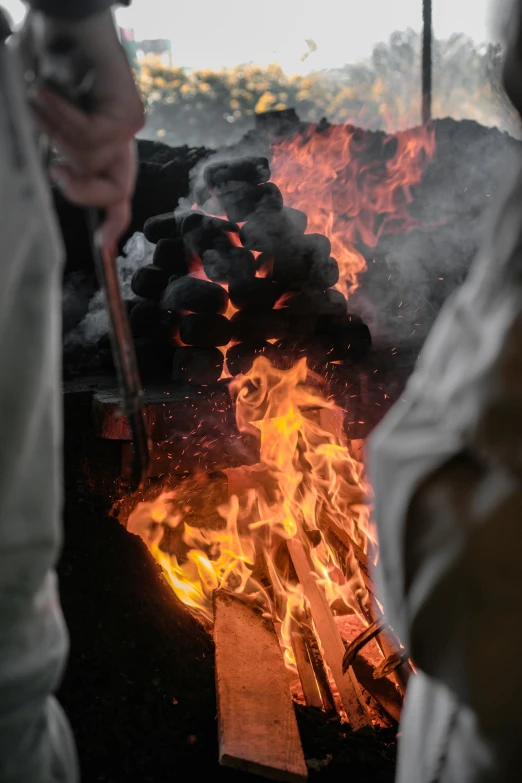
422, 0, 432, 124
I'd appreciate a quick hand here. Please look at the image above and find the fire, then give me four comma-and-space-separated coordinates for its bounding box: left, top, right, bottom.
270, 123, 435, 295
127, 357, 373, 666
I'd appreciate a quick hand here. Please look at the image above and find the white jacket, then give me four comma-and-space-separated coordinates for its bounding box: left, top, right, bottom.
368, 156, 522, 781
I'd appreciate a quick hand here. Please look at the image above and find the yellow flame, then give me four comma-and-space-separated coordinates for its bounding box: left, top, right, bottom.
127, 356, 373, 672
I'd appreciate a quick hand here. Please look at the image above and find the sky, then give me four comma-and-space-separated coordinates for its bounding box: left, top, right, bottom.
3, 0, 500, 73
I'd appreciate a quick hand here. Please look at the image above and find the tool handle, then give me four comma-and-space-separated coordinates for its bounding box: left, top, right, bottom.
40, 35, 151, 489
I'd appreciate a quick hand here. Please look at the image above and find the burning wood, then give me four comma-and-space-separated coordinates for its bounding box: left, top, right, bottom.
214, 591, 307, 783
125, 352, 409, 777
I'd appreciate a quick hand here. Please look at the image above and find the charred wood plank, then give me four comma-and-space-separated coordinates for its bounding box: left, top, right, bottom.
291, 625, 323, 710
286, 538, 372, 731
214, 591, 307, 783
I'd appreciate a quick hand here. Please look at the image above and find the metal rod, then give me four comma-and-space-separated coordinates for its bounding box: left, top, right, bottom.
422, 0, 433, 124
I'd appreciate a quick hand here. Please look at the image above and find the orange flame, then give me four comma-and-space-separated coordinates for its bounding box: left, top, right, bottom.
270, 123, 435, 295
127, 357, 373, 666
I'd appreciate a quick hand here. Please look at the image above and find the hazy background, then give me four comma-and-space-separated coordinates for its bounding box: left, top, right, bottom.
4, 0, 515, 148
4, 0, 497, 72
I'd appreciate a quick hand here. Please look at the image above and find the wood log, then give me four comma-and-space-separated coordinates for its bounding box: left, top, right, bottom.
286, 537, 372, 732
214, 591, 307, 783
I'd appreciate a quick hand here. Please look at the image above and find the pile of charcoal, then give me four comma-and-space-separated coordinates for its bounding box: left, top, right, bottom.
127, 154, 372, 385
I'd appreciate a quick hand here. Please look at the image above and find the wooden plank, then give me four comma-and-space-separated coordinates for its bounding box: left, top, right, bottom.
291, 627, 323, 710
286, 538, 372, 732
300, 623, 337, 716
214, 591, 307, 783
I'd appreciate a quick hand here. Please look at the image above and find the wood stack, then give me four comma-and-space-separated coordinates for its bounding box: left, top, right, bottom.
119, 154, 372, 384
210, 524, 408, 781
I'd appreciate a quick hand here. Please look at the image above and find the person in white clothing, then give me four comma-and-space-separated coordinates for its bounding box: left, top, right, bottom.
368, 2, 522, 781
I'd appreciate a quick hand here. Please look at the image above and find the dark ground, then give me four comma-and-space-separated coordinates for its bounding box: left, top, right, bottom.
57, 391, 397, 783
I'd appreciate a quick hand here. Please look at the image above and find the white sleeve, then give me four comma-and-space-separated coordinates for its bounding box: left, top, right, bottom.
368, 158, 522, 739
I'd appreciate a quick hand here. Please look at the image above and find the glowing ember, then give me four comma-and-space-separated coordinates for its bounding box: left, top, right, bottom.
127, 357, 374, 670
270, 123, 435, 295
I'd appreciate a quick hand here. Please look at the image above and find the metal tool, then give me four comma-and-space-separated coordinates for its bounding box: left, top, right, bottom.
36, 34, 151, 489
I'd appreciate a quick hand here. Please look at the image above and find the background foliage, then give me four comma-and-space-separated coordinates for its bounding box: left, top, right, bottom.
136, 30, 518, 148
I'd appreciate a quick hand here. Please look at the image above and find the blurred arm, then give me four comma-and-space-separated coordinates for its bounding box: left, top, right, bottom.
368, 157, 522, 741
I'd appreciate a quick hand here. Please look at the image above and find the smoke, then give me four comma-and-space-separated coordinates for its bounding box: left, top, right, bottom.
353, 118, 522, 347
64, 232, 155, 348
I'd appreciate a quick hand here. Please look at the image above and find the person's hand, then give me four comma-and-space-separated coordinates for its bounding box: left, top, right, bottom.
26, 10, 145, 248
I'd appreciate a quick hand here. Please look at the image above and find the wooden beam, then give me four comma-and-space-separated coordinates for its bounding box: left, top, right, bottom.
214, 591, 307, 783
286, 538, 372, 732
